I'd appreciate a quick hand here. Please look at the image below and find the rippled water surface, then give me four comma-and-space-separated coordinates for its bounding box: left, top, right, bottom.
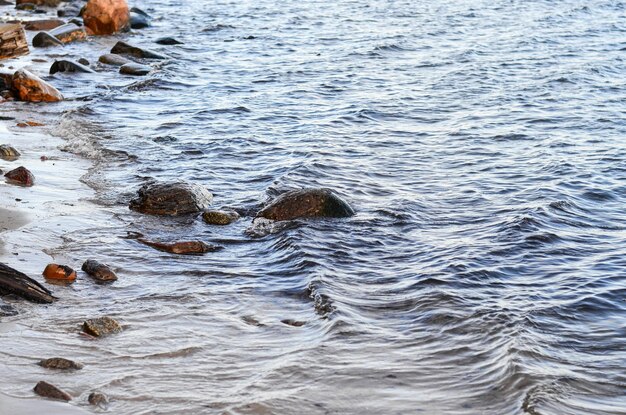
1, 0, 626, 414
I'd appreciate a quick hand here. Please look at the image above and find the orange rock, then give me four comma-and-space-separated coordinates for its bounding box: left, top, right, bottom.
12, 69, 63, 103
49, 23, 87, 44
16, 121, 45, 127
82, 0, 130, 36
43, 264, 77, 282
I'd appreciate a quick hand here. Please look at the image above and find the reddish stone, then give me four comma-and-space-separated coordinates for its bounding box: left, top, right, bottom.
12, 69, 63, 103
82, 0, 130, 35
43, 264, 77, 282
4, 166, 34, 186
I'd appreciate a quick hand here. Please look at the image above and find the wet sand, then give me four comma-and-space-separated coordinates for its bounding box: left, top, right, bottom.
0, 392, 87, 415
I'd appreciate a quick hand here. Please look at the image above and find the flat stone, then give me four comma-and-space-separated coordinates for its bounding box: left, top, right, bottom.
155, 37, 182, 45
49, 23, 87, 44
137, 239, 221, 255
111, 41, 168, 59
98, 53, 131, 66
82, 316, 121, 337
23, 19, 64, 31
119, 62, 150, 76
33, 381, 71, 401
202, 209, 239, 225
38, 357, 83, 370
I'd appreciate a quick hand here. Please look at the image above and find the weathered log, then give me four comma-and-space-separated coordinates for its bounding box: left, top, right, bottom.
0, 263, 56, 303
0, 23, 29, 60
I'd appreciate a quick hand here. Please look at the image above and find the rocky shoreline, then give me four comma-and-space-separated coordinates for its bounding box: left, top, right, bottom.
0, 0, 356, 411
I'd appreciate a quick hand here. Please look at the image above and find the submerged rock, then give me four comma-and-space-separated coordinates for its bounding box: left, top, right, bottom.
155, 37, 183, 45
256, 188, 355, 221
50, 60, 95, 75
12, 69, 63, 102
82, 316, 121, 337
129, 11, 150, 29
0, 145, 20, 161
202, 209, 239, 225
82, 0, 130, 35
119, 62, 150, 76
4, 166, 34, 186
98, 53, 131, 66
32, 31, 64, 48
0, 263, 55, 304
82, 260, 117, 282
88, 392, 109, 407
42, 264, 76, 282
49, 23, 87, 43
111, 41, 168, 59
138, 239, 221, 255
38, 357, 83, 370
129, 181, 213, 215
34, 381, 71, 401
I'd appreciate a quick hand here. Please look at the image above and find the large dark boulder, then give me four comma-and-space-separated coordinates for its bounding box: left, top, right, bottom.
256, 188, 355, 221
0, 263, 55, 303
129, 181, 213, 215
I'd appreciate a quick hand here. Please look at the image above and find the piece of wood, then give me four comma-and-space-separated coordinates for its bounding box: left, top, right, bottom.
0, 263, 56, 303
0, 23, 29, 60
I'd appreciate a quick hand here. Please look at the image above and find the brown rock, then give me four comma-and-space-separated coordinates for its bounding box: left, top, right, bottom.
49, 23, 87, 44
23, 19, 64, 31
0, 144, 20, 160
0, 23, 29, 60
129, 181, 213, 215
88, 392, 109, 407
256, 188, 355, 221
33, 381, 71, 401
12, 69, 63, 102
43, 264, 77, 282
82, 260, 117, 282
82, 0, 130, 35
137, 238, 221, 255
202, 209, 239, 225
4, 166, 34, 186
38, 357, 83, 370
82, 316, 122, 337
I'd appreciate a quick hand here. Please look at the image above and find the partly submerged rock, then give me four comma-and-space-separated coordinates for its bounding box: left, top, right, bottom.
155, 37, 183, 45
137, 239, 221, 255
33, 381, 71, 401
88, 391, 109, 407
82, 316, 121, 337
202, 209, 239, 225
256, 188, 355, 221
111, 41, 168, 59
0, 263, 55, 303
4, 166, 34, 186
98, 53, 131, 66
50, 60, 95, 74
49, 23, 87, 43
32, 31, 64, 48
0, 145, 20, 161
129, 11, 149, 29
129, 181, 213, 215
119, 62, 150, 76
82, 260, 117, 282
38, 357, 83, 371
12, 69, 63, 102
82, 0, 130, 35
42, 264, 77, 282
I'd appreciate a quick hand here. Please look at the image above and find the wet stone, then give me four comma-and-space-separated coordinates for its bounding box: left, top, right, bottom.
23, 19, 64, 31
0, 144, 20, 161
4, 166, 34, 186
155, 37, 183, 45
38, 357, 83, 370
12, 69, 63, 102
78, 58, 90, 66
130, 11, 150, 29
138, 239, 221, 255
88, 391, 109, 407
49, 23, 87, 44
256, 188, 355, 221
129, 181, 213, 215
50, 60, 95, 75
33, 381, 71, 401
32, 31, 64, 48
202, 209, 239, 225
82, 316, 122, 337
119, 62, 151, 76
83, 0, 130, 35
43, 264, 76, 282
281, 319, 306, 327
111, 41, 168, 59
98, 53, 131, 66
82, 260, 117, 282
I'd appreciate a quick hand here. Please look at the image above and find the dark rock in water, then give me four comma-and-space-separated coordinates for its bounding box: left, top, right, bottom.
0, 263, 55, 303
4, 166, 35, 186
281, 319, 306, 327
98, 53, 131, 66
130, 6, 150, 17
119, 62, 150, 76
88, 392, 109, 407
49, 23, 86, 43
0, 144, 20, 161
202, 209, 239, 225
33, 381, 71, 401
32, 31, 64, 48
111, 41, 168, 59
256, 188, 355, 221
69, 17, 83, 27
82, 316, 121, 337
155, 37, 183, 45
50, 60, 95, 75
129, 181, 213, 215
129, 11, 150, 29
82, 260, 117, 282
23, 19, 64, 31
77, 57, 89, 66
137, 239, 221, 255
38, 357, 83, 371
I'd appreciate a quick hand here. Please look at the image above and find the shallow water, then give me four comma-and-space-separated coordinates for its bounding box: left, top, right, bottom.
1, 0, 626, 413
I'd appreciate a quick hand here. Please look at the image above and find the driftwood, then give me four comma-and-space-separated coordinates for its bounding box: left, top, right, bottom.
0, 23, 29, 60
0, 263, 56, 303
